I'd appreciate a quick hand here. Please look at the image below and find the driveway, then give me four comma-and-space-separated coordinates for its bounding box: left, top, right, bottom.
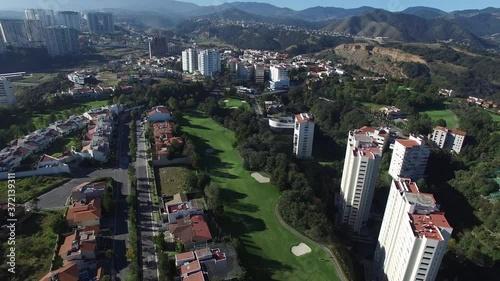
37, 168, 124, 210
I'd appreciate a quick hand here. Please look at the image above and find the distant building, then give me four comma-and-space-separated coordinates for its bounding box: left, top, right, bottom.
147, 106, 172, 122
293, 113, 315, 159
57, 11, 81, 30
24, 20, 45, 47
375, 178, 452, 281
182, 48, 199, 73
270, 65, 290, 90
254, 63, 265, 83
164, 193, 204, 223
338, 128, 382, 232
380, 106, 406, 119
430, 126, 466, 154
149, 37, 168, 59
86, 12, 114, 34
236, 63, 254, 81
389, 135, 430, 181
0, 20, 29, 47
198, 49, 221, 77
0, 77, 17, 106
356, 126, 390, 151
167, 42, 181, 55
24, 9, 57, 27
44, 26, 80, 56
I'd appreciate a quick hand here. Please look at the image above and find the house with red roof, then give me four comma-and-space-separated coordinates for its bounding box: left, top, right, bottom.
66, 198, 102, 227
40, 262, 79, 281
59, 226, 98, 261
71, 181, 107, 204
168, 215, 212, 248
148, 106, 172, 122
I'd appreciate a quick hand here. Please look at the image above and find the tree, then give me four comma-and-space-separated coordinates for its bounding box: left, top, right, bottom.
191, 152, 202, 170
205, 183, 224, 215
175, 241, 184, 253
155, 232, 167, 251
48, 214, 69, 233
435, 118, 447, 127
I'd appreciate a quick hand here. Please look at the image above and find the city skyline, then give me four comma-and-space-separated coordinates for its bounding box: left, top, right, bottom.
0, 0, 496, 12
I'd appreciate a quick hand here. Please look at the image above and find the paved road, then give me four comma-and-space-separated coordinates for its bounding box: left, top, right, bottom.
135, 120, 159, 281
274, 201, 350, 281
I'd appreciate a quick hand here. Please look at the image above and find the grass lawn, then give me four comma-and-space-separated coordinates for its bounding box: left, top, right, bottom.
44, 136, 81, 157
0, 211, 60, 281
222, 97, 251, 110
489, 113, 500, 122
78, 100, 109, 109
419, 108, 459, 129
181, 111, 339, 281
361, 102, 389, 112
157, 166, 191, 197
0, 176, 70, 203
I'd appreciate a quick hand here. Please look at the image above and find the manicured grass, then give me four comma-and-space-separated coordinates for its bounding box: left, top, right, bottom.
79, 100, 109, 109
0, 176, 70, 203
222, 97, 251, 110
0, 211, 60, 281
490, 113, 500, 122
181, 111, 339, 281
419, 108, 459, 129
361, 102, 390, 112
157, 166, 191, 197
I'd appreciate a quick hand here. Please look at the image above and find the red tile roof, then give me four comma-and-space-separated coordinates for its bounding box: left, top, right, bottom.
449, 129, 467, 136
295, 113, 314, 124
40, 262, 79, 281
66, 198, 102, 223
175, 251, 196, 262
182, 271, 206, 281
180, 260, 201, 276
410, 213, 451, 241
168, 215, 212, 245
395, 139, 420, 148
59, 233, 77, 256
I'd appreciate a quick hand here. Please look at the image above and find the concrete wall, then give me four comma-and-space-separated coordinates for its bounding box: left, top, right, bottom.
0, 165, 70, 180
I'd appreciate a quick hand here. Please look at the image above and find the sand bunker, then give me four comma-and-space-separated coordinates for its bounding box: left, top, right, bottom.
241, 100, 247, 103
223, 99, 229, 103
205, 148, 215, 154
230, 106, 239, 109
251, 172, 270, 183
291, 243, 312, 256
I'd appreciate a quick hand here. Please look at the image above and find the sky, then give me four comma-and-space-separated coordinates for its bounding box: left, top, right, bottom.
0, 0, 496, 12
184, 0, 497, 11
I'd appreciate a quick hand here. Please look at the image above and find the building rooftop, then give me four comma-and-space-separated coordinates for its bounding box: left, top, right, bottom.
410, 213, 451, 241
175, 251, 195, 262
40, 262, 79, 281
295, 113, 314, 124
180, 260, 201, 276
395, 139, 421, 148
182, 271, 206, 281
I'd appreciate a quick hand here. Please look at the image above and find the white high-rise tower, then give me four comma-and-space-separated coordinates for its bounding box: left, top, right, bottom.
374, 178, 452, 281
0, 77, 17, 106
338, 128, 382, 232
293, 113, 315, 159
182, 48, 199, 73
389, 135, 430, 181
198, 49, 221, 77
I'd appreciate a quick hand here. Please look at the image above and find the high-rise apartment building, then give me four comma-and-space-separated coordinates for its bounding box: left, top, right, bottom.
254, 63, 265, 83
57, 11, 81, 30
338, 128, 382, 232
149, 37, 168, 59
0, 20, 29, 47
270, 65, 290, 90
24, 20, 45, 47
25, 9, 57, 27
430, 126, 466, 154
182, 48, 198, 73
293, 113, 315, 159
375, 179, 452, 281
44, 26, 79, 57
236, 63, 254, 81
198, 49, 221, 77
86, 12, 114, 34
0, 77, 17, 106
389, 135, 430, 181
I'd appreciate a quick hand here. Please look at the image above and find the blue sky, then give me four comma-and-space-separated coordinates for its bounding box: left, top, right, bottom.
185, 0, 497, 12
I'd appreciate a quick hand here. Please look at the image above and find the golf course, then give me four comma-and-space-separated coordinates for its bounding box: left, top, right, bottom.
181, 111, 340, 281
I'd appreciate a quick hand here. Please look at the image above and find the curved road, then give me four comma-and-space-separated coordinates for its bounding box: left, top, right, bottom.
274, 200, 350, 281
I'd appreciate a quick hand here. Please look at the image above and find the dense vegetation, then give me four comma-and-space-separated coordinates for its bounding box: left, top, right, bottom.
0, 176, 70, 203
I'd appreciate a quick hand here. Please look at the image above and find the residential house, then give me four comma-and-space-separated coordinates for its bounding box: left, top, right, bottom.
148, 106, 173, 122
81, 113, 113, 162
66, 198, 102, 227
59, 226, 99, 261
71, 181, 107, 204
40, 262, 79, 281
165, 193, 204, 223
180, 260, 201, 278
37, 154, 63, 169
380, 106, 406, 120
183, 271, 207, 281
175, 247, 231, 281
167, 215, 212, 249
175, 251, 196, 266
